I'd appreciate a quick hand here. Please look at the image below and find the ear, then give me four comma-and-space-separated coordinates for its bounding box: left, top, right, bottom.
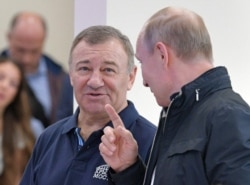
127, 65, 137, 90
155, 42, 169, 66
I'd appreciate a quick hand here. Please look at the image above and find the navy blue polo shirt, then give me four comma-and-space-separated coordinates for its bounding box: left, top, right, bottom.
20, 101, 156, 185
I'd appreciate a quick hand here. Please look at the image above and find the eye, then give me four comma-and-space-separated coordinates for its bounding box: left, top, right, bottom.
76, 65, 91, 75
105, 68, 115, 72
78, 66, 90, 71
103, 67, 116, 74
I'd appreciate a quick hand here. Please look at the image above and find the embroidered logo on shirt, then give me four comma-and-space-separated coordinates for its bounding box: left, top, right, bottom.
93, 164, 109, 181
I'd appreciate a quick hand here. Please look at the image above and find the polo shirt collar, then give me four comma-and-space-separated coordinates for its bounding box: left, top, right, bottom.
61, 100, 139, 134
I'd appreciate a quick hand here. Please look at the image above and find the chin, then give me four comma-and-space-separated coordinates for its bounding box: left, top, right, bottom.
84, 104, 105, 113
156, 99, 165, 107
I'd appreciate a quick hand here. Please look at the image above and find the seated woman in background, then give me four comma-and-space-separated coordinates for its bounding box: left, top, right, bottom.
0, 56, 36, 185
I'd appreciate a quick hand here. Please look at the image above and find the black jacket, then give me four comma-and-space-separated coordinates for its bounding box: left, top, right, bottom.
109, 67, 250, 185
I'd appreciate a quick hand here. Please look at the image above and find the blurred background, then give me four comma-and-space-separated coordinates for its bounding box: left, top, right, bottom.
1, 0, 250, 125
0, 0, 74, 71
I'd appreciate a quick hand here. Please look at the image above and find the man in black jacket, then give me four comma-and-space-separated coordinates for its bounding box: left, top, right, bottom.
99, 6, 250, 185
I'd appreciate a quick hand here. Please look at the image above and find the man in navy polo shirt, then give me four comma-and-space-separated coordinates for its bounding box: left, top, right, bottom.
20, 25, 156, 185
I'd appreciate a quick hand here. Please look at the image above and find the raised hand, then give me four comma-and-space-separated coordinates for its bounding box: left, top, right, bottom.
99, 104, 138, 172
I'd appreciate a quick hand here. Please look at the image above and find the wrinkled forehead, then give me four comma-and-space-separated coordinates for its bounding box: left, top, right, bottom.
71, 39, 128, 65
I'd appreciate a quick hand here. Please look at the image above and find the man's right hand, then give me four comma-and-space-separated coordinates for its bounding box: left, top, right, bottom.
99, 104, 138, 172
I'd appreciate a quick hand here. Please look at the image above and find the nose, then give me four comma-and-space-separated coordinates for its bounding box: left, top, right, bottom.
87, 71, 104, 89
21, 52, 33, 65
143, 80, 149, 87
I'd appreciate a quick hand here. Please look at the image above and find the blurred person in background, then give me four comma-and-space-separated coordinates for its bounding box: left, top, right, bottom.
0, 11, 73, 128
0, 56, 36, 185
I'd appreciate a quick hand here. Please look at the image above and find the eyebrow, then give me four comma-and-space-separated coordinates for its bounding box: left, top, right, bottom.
103, 60, 118, 66
77, 60, 89, 64
75, 60, 118, 67
75, 60, 90, 67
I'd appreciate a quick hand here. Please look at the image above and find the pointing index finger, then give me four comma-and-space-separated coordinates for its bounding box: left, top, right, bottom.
105, 104, 125, 128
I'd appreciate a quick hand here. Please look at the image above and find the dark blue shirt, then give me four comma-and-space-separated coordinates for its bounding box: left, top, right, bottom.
20, 101, 156, 185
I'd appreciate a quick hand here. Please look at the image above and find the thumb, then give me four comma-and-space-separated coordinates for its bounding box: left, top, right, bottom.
115, 125, 137, 146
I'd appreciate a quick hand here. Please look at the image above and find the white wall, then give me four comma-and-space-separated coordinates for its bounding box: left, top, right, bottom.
74, 0, 107, 36
105, 0, 250, 124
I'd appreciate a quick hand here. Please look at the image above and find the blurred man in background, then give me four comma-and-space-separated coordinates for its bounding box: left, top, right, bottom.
1, 11, 73, 128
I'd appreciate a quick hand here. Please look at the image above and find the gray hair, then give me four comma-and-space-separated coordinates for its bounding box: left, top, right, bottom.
141, 7, 213, 61
69, 25, 135, 73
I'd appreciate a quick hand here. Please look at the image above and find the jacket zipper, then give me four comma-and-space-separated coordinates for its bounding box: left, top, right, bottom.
143, 92, 180, 185
195, 89, 200, 101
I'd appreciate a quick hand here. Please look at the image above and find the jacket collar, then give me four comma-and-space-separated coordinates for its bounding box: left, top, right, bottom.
169, 66, 232, 111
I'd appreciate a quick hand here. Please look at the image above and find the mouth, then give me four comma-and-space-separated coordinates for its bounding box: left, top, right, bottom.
85, 92, 108, 99
88, 93, 104, 96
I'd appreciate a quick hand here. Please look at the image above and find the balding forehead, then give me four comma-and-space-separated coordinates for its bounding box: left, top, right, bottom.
10, 12, 47, 35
